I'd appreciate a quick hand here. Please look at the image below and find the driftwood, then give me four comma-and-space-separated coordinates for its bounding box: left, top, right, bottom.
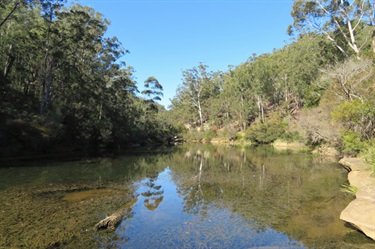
94, 197, 138, 231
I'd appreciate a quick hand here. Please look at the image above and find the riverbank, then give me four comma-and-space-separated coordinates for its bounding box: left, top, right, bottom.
339, 157, 375, 241
271, 141, 375, 241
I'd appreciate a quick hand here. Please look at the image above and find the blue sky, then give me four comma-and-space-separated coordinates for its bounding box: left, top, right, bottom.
78, 0, 294, 108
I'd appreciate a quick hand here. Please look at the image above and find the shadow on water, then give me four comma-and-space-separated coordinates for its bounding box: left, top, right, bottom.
0, 143, 374, 248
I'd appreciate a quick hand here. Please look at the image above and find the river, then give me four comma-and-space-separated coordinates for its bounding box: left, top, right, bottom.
0, 144, 374, 248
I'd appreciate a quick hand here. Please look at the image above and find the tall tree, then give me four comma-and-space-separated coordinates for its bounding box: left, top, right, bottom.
289, 0, 375, 58
142, 76, 163, 103
178, 63, 211, 127
221, 64, 254, 130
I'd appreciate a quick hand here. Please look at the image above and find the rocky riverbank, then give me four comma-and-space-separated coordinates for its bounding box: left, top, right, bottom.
339, 157, 375, 241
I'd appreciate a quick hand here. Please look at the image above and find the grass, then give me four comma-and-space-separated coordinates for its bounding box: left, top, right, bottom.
341, 183, 358, 195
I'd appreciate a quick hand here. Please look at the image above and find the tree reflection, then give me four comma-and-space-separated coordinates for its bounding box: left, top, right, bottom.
167, 144, 356, 248
141, 175, 164, 211
178, 154, 206, 215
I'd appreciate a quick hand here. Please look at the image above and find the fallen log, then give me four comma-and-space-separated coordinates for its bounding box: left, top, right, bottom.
94, 196, 138, 231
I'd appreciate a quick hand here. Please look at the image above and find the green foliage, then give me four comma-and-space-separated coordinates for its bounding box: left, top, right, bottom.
217, 127, 238, 141
245, 114, 286, 144
341, 183, 358, 195
204, 130, 216, 141
183, 130, 205, 141
362, 142, 375, 174
0, 2, 177, 154
289, 0, 374, 58
142, 77, 163, 102
235, 132, 246, 143
169, 33, 340, 135
340, 130, 365, 156
333, 99, 375, 140
280, 130, 303, 143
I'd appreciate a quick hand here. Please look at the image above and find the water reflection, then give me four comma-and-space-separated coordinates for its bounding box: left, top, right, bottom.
106, 144, 365, 249
140, 175, 164, 211
1, 144, 373, 248
112, 168, 305, 249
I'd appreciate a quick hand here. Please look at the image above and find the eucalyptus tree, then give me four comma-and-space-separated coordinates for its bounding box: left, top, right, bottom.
248, 54, 278, 123
178, 63, 212, 128
321, 58, 373, 102
141, 76, 163, 113
138, 76, 172, 142
0, 2, 41, 88
289, 0, 375, 58
0, 0, 71, 28
275, 33, 342, 109
142, 77, 163, 101
53, 4, 131, 144
221, 64, 255, 130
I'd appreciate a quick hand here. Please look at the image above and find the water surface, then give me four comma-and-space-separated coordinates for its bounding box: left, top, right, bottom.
0, 144, 374, 249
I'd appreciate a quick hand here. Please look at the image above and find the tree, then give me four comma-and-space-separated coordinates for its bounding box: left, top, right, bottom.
0, 1, 68, 28
321, 58, 373, 101
178, 63, 211, 128
141, 76, 163, 112
221, 64, 255, 130
289, 0, 375, 58
248, 54, 278, 123
275, 33, 343, 108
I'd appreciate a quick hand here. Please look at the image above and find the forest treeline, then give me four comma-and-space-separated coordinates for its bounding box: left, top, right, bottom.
1, 0, 375, 169
167, 0, 375, 170
0, 0, 174, 156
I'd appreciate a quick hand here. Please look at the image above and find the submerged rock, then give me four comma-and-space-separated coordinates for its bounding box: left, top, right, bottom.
339, 157, 375, 241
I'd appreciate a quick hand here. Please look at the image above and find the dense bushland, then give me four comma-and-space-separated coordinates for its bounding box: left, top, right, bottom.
0, 1, 176, 156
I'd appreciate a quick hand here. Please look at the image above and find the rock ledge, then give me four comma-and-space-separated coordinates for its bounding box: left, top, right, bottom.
339, 157, 375, 241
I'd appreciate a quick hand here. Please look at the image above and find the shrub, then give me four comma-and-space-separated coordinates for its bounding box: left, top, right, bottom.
183, 130, 205, 141
340, 130, 365, 156
333, 99, 375, 141
291, 106, 341, 146
363, 142, 375, 174
246, 115, 286, 144
280, 130, 303, 143
204, 130, 216, 141
217, 127, 237, 140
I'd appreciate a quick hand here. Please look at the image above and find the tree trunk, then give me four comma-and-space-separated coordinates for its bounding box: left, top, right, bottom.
198, 100, 203, 127
240, 94, 246, 131
40, 58, 54, 114
94, 197, 138, 230
1, 45, 15, 86
257, 95, 265, 123
4, 44, 15, 80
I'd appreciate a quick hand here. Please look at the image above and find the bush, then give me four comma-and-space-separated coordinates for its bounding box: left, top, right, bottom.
291, 105, 341, 146
333, 99, 375, 140
363, 142, 375, 174
204, 130, 216, 141
217, 127, 237, 140
280, 130, 303, 143
340, 130, 365, 156
183, 130, 205, 141
246, 115, 286, 144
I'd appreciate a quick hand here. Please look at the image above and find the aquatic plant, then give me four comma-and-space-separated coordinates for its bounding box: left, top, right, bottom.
341, 183, 358, 195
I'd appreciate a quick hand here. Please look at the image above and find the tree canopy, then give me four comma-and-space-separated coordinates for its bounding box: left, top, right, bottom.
0, 1, 175, 155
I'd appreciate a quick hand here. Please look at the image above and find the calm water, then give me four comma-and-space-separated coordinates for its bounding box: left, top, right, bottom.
0, 144, 374, 249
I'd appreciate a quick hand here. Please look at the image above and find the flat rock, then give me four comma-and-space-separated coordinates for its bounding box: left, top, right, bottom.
340, 198, 375, 240
339, 157, 375, 241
